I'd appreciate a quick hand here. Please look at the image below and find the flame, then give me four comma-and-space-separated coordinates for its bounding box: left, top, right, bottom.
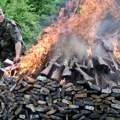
87, 47, 92, 57
112, 39, 120, 60
16, 24, 63, 74
77, 0, 120, 43
15, 0, 120, 75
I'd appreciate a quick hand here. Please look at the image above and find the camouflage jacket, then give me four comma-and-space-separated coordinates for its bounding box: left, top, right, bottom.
0, 18, 26, 60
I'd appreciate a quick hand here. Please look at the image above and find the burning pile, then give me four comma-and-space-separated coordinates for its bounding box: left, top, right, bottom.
1, 0, 120, 119
15, 0, 120, 75
0, 35, 120, 120
34, 33, 120, 90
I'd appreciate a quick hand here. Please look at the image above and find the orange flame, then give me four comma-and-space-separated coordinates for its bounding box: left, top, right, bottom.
16, 23, 63, 74
16, 0, 120, 74
112, 39, 120, 60
87, 47, 92, 57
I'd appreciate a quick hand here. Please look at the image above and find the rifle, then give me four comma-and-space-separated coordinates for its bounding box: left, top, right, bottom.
40, 53, 61, 77
74, 57, 94, 81
50, 57, 70, 82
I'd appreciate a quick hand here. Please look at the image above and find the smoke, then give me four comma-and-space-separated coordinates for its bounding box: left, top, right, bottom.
96, 14, 120, 38
96, 15, 115, 37
92, 39, 110, 58
116, 0, 120, 6
51, 33, 88, 60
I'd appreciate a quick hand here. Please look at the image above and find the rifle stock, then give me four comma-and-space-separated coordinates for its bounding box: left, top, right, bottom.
40, 53, 61, 77
62, 66, 72, 77
75, 62, 94, 81
93, 56, 110, 73
51, 56, 70, 81
50, 64, 65, 81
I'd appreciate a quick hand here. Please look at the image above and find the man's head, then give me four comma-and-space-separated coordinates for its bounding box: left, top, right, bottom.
0, 7, 5, 23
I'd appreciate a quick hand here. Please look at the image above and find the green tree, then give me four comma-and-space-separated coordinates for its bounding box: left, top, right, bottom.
28, 0, 64, 17
0, 0, 40, 49
0, 0, 65, 49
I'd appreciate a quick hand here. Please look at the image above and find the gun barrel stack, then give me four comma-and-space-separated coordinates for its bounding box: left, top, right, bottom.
50, 56, 70, 82
40, 53, 62, 77
38, 52, 120, 90
1, 48, 120, 120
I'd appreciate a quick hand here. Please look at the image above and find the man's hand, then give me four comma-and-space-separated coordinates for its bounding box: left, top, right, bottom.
13, 55, 20, 63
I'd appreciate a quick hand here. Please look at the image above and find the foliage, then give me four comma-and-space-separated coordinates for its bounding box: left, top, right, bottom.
0, 0, 40, 49
29, 0, 64, 17
0, 0, 64, 49
28, 0, 65, 28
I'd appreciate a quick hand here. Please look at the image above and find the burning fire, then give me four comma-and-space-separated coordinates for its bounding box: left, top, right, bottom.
15, 0, 120, 75
112, 39, 120, 60
87, 47, 92, 57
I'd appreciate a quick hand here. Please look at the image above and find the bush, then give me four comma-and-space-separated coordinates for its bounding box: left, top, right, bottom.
0, 0, 64, 49
0, 0, 40, 49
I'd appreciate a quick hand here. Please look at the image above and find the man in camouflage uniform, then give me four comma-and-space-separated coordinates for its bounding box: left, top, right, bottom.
0, 7, 26, 63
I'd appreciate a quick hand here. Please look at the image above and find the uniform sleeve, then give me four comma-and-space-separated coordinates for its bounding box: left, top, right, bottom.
10, 24, 23, 44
